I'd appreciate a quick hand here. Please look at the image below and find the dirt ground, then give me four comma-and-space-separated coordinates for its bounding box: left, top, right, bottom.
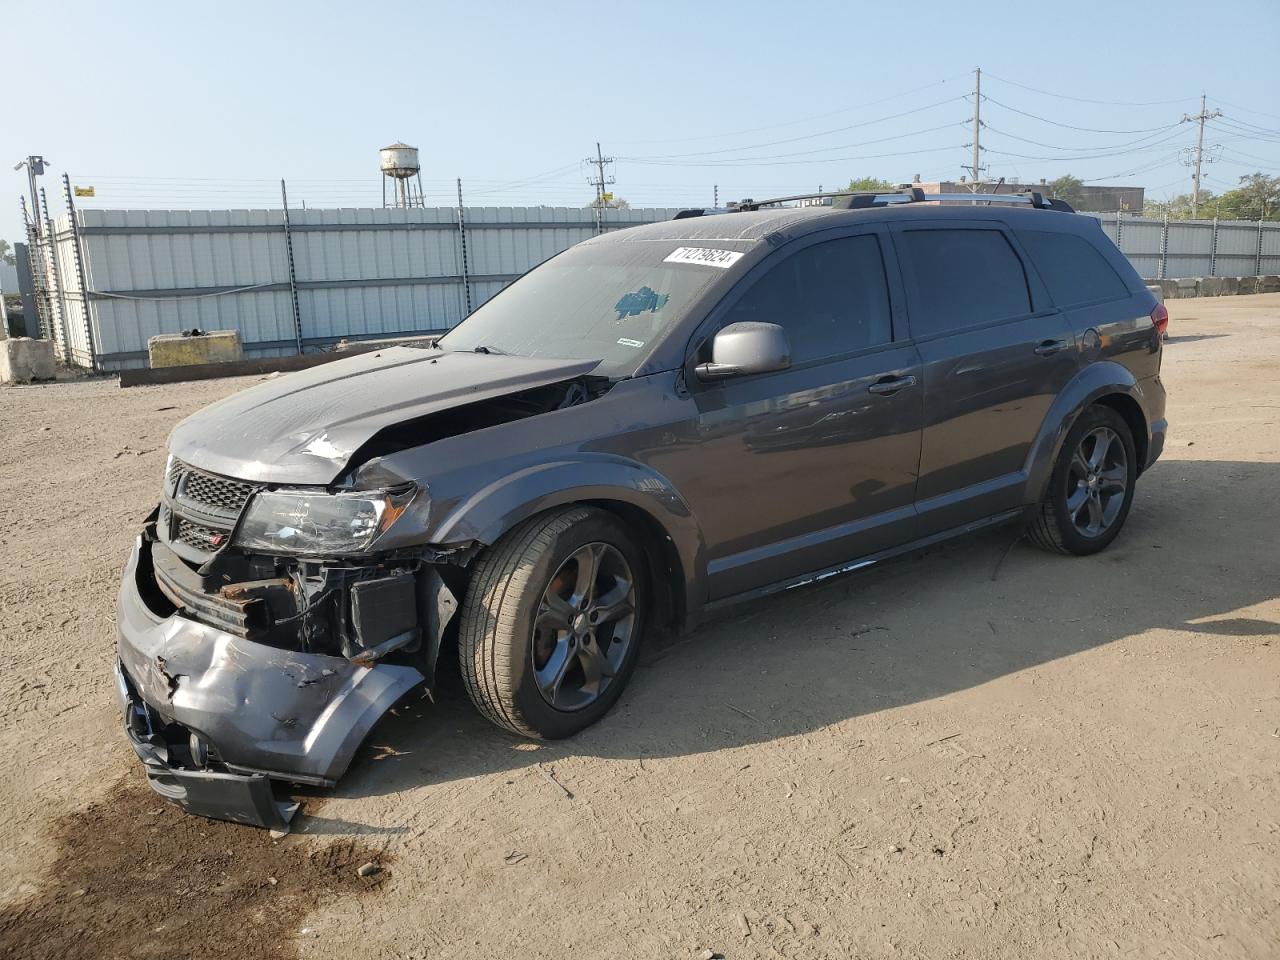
0, 295, 1277, 960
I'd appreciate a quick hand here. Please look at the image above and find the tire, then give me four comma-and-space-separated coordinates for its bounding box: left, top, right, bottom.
1028, 405, 1138, 556
458, 506, 647, 738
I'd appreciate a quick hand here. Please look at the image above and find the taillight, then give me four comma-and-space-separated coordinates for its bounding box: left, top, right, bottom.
1151, 303, 1169, 339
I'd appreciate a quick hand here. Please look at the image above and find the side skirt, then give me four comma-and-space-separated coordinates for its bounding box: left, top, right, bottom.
700, 507, 1024, 615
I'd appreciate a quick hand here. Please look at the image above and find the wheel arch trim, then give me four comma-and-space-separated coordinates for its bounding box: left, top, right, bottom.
1024, 362, 1152, 505
430, 457, 707, 625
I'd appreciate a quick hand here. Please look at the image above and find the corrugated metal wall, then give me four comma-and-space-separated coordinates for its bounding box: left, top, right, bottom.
1089, 213, 1280, 280
69, 206, 679, 370
46, 206, 1280, 371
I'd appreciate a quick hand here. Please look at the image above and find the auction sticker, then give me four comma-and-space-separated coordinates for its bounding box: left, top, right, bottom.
663, 246, 744, 269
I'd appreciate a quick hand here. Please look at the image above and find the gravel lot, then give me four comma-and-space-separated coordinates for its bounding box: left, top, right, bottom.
1, 294, 1277, 959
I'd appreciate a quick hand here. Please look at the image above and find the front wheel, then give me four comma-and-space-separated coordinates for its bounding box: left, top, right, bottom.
1028, 405, 1138, 556
458, 507, 646, 738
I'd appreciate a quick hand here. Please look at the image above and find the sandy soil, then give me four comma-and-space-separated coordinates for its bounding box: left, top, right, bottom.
0, 295, 1277, 959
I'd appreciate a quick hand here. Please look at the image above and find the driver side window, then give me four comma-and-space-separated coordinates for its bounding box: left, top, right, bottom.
720, 234, 893, 365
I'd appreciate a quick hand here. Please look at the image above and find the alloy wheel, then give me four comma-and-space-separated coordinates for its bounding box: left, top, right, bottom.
1066, 426, 1128, 538
531, 542, 637, 711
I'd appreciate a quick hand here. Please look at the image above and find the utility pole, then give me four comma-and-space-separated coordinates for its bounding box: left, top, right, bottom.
1182, 94, 1221, 217
585, 142, 615, 206
962, 68, 985, 191
13, 155, 47, 237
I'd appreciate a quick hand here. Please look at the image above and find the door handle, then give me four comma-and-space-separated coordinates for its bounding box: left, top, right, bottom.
1034, 338, 1070, 357
867, 375, 917, 396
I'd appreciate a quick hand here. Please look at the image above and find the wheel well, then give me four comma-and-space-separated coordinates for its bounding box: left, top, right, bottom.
582, 499, 686, 635
1093, 393, 1149, 473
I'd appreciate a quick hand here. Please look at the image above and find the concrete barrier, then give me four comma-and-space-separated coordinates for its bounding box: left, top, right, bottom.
1, 337, 56, 383
1143, 276, 1280, 299
148, 330, 244, 368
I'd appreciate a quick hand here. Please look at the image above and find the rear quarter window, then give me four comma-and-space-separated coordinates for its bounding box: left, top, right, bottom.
1017, 229, 1130, 308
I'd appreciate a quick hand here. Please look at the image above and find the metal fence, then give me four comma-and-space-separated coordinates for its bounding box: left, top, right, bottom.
29, 201, 679, 371
1087, 212, 1280, 281
20, 195, 1280, 372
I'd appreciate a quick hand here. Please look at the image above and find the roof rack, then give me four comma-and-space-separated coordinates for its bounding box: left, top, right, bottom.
712, 187, 1074, 215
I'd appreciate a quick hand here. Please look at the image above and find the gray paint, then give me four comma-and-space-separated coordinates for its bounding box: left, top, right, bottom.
168, 348, 600, 485
117, 200, 1168, 826
116, 540, 422, 787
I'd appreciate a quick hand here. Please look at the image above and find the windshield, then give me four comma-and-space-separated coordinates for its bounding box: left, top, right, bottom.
439, 238, 749, 378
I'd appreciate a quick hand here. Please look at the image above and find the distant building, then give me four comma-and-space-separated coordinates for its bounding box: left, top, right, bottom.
906, 177, 1145, 213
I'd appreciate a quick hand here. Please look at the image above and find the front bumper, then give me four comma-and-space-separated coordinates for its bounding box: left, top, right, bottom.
115, 537, 423, 829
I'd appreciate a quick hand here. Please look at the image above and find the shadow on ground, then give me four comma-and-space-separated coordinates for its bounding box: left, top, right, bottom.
323, 458, 1279, 812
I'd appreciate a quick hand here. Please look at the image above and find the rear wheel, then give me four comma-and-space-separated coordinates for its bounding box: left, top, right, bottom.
1028, 405, 1137, 556
458, 507, 646, 738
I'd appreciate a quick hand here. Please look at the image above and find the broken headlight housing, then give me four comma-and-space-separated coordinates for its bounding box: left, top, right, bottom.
235, 485, 417, 556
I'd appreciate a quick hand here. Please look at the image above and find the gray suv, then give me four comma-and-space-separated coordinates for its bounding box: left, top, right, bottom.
115, 190, 1168, 828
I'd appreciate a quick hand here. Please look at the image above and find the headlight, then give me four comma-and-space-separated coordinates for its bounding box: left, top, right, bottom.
235, 485, 417, 556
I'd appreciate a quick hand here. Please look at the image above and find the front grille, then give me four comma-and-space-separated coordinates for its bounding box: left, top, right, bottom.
182, 469, 255, 513
176, 518, 228, 553
161, 458, 262, 562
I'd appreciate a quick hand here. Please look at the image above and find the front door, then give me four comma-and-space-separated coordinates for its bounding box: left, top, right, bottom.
656, 229, 925, 600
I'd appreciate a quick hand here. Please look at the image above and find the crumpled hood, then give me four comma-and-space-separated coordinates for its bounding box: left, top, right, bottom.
167, 347, 600, 485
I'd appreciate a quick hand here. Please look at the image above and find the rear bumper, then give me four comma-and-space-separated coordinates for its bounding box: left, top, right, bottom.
1147, 416, 1167, 470
1141, 372, 1168, 472
115, 537, 423, 829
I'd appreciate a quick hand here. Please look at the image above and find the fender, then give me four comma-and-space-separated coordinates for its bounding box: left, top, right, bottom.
1023, 360, 1153, 505
429, 455, 708, 618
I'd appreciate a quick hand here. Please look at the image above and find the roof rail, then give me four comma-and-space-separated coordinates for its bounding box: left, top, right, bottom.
709, 187, 1074, 215
735, 188, 924, 212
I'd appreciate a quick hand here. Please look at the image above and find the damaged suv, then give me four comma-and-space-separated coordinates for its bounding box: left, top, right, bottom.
116, 189, 1168, 829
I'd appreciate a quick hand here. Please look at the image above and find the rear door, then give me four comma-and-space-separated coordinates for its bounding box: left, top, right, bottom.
890, 221, 1077, 533
662, 227, 924, 600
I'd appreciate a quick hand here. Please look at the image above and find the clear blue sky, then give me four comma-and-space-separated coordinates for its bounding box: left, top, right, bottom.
5, 0, 1279, 241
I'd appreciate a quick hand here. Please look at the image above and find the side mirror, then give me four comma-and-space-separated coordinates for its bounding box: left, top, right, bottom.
695, 321, 791, 381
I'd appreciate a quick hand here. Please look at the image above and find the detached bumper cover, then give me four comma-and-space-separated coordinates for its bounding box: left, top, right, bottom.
115, 538, 423, 828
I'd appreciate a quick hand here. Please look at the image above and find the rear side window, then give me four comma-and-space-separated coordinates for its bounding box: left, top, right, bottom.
1017, 229, 1130, 307
897, 228, 1032, 338
720, 234, 892, 364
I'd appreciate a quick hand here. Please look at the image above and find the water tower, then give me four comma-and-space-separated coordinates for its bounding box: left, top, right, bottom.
380, 142, 424, 208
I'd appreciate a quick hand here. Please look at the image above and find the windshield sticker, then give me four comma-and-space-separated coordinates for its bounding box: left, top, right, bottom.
614, 286, 669, 321
617, 337, 645, 348
663, 246, 744, 269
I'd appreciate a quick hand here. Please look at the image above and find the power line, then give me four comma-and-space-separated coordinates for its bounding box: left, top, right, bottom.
980, 122, 1184, 153
618, 96, 968, 160
1210, 118, 1280, 144
623, 144, 966, 169
981, 72, 1196, 107
615, 122, 965, 166
983, 125, 1190, 162
982, 96, 1176, 135
610, 73, 970, 146
1212, 98, 1280, 124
